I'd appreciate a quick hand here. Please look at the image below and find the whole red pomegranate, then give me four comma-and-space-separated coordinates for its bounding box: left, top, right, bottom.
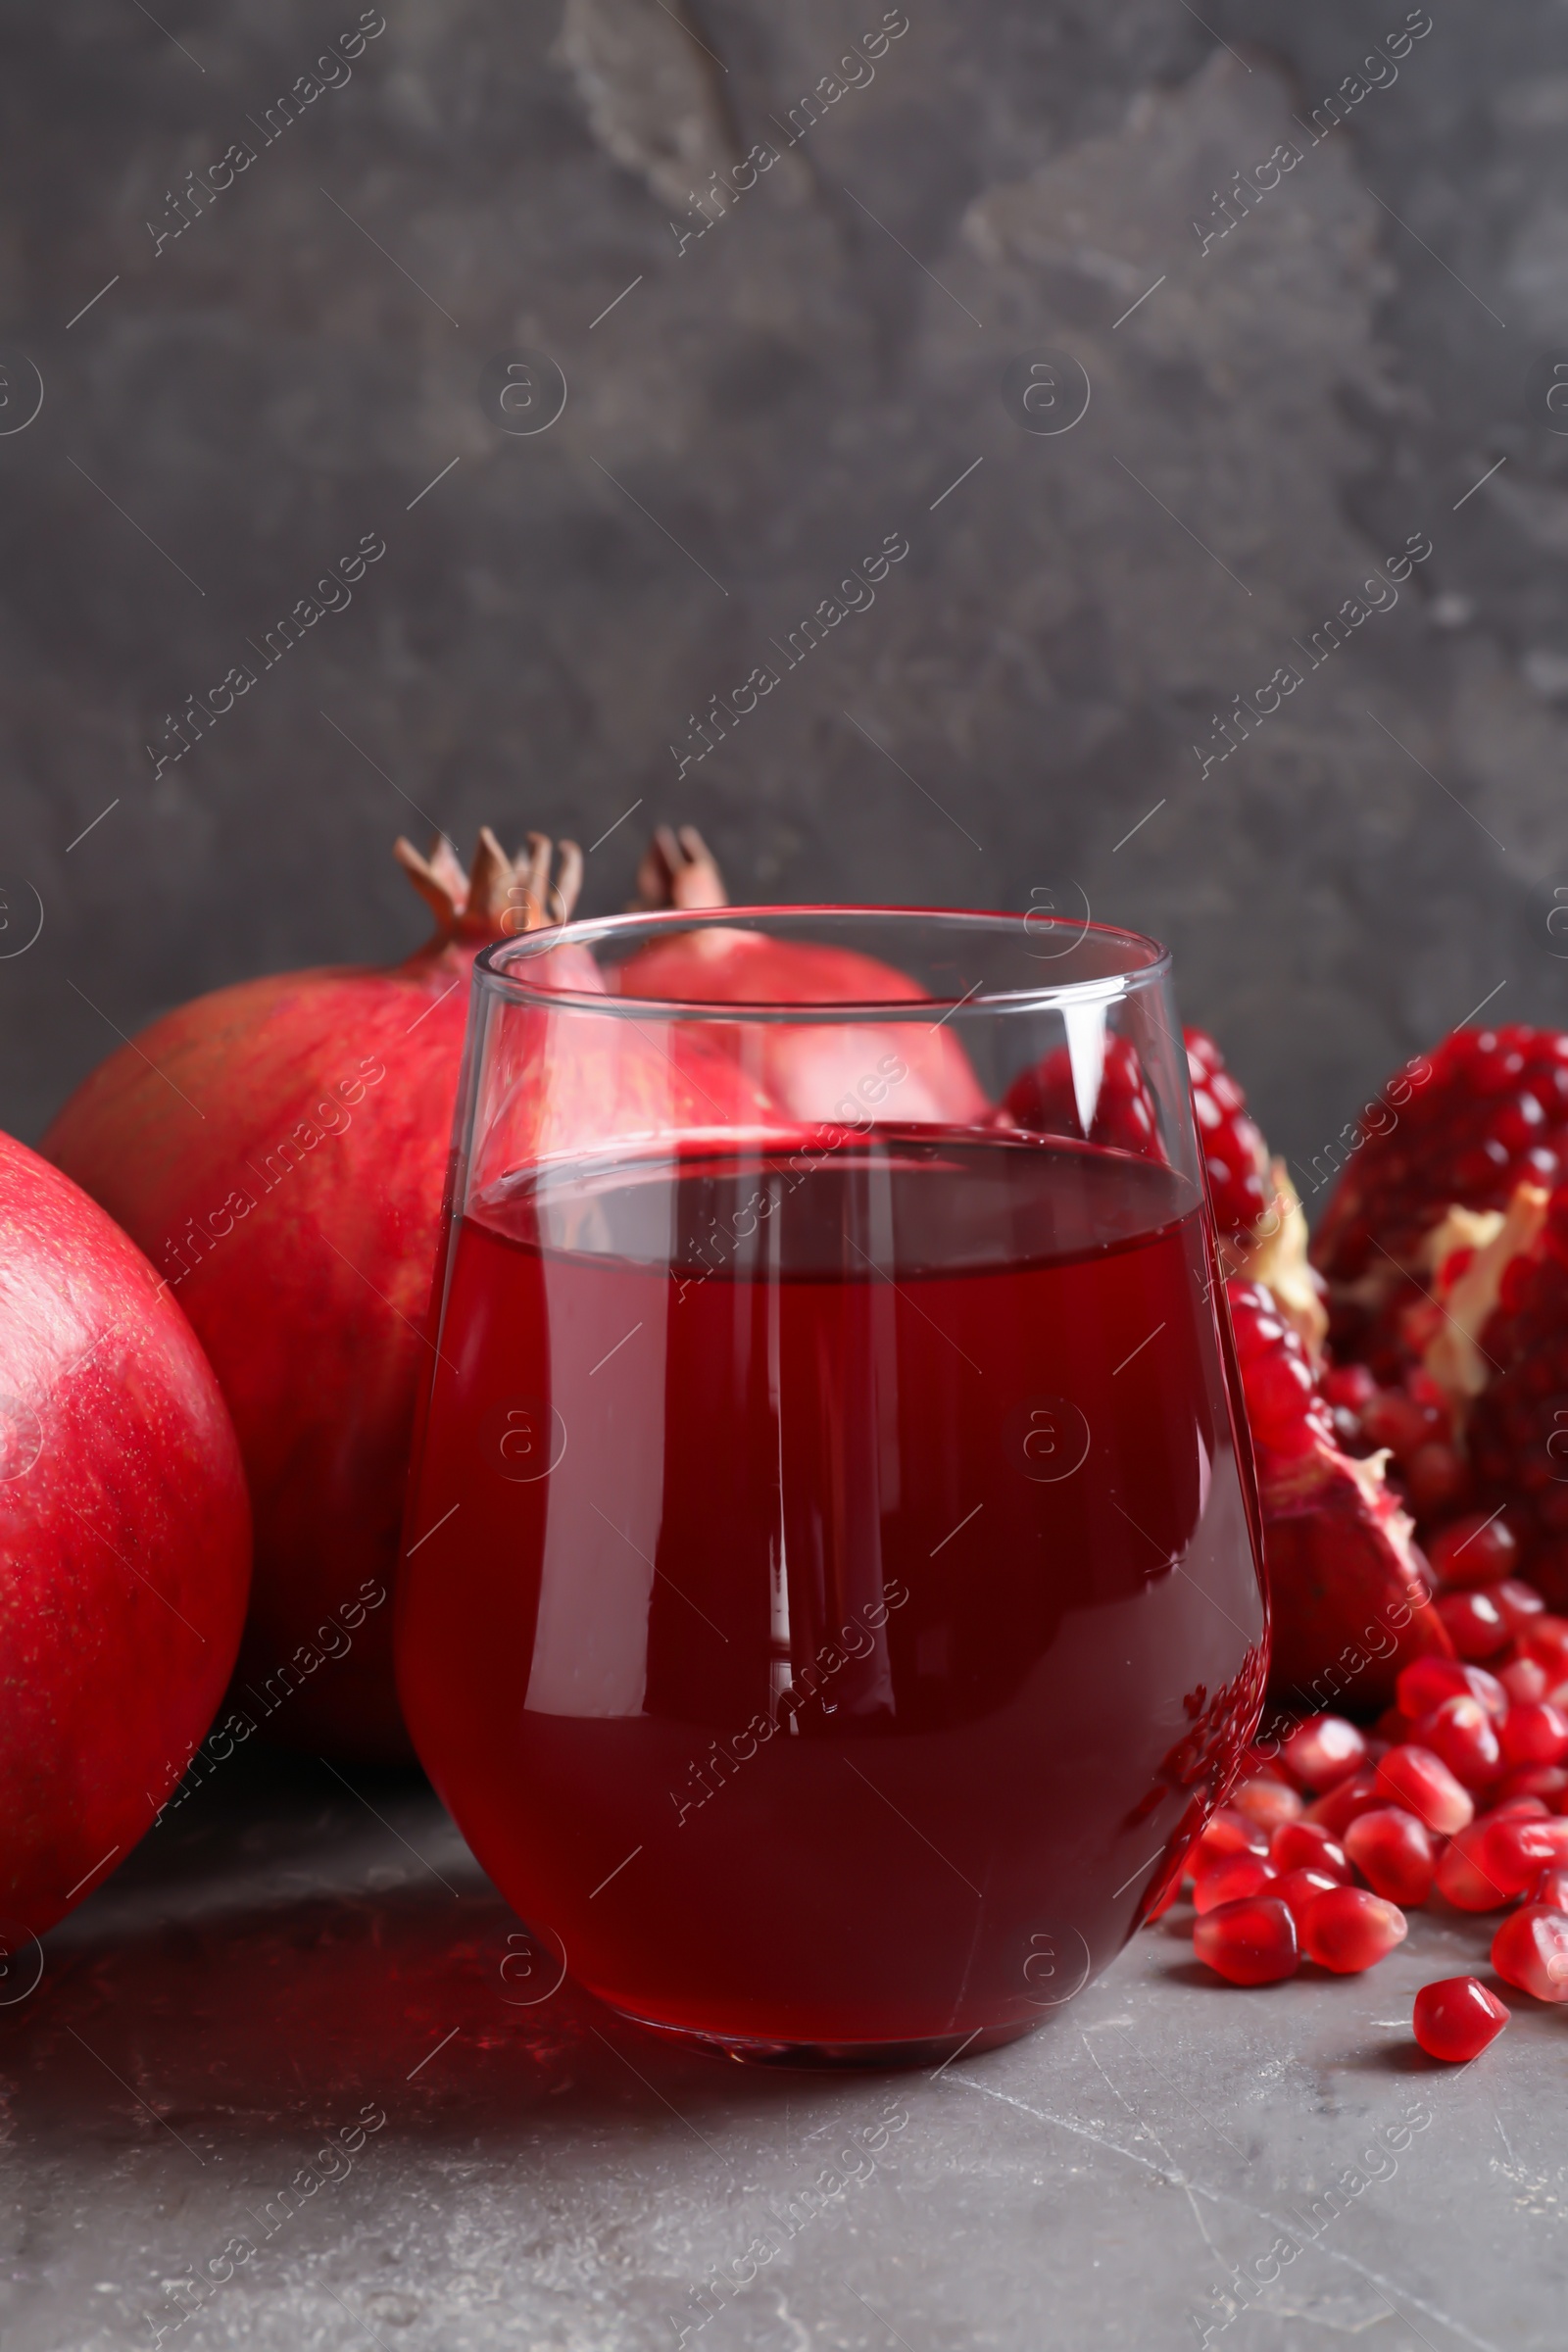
0, 1133, 249, 1936
617, 826, 990, 1124
42, 831, 584, 1760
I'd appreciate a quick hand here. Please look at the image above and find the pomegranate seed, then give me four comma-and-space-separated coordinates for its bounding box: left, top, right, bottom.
1494, 1579, 1547, 1637
1269, 1820, 1353, 1880
1434, 1822, 1511, 1911
1435, 1589, 1511, 1660
1193, 1807, 1270, 1872
1273, 1867, 1346, 1928
1194, 1896, 1299, 1985
1373, 1704, 1415, 1745
1408, 1695, 1503, 1789
1230, 1776, 1304, 1832
1343, 1807, 1437, 1906
1300, 1885, 1408, 1973
1404, 1441, 1468, 1519
1361, 1390, 1439, 1461
1321, 1363, 1377, 1411
1193, 1852, 1279, 1914
1499, 1764, 1568, 1807
1500, 1700, 1568, 1769
1480, 1813, 1568, 1896
1236, 1744, 1294, 1784
1424, 1511, 1520, 1590
1374, 1745, 1476, 1837
1396, 1657, 1508, 1720
1499, 1656, 1550, 1706
1279, 1715, 1367, 1791
1528, 1865, 1568, 1907
1491, 1904, 1568, 2003
1412, 1977, 1509, 2062
1522, 1615, 1568, 1676
1305, 1769, 1386, 1836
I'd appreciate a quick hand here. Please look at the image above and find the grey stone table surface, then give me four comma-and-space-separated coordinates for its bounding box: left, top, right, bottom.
6, 1751, 1560, 2352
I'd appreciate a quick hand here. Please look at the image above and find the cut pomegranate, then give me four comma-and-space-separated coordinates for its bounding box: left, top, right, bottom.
1491, 1904, 1568, 2002
1269, 1821, 1353, 1880
1425, 1511, 1520, 1590
1406, 1695, 1503, 1790
1374, 1745, 1475, 1837
1435, 1589, 1511, 1660
1412, 1976, 1509, 2062
1313, 1025, 1568, 1290
1184, 1028, 1271, 1239
1434, 1822, 1510, 1912
1300, 1886, 1408, 1973
1193, 1853, 1279, 1915
1343, 1807, 1437, 1906
1003, 1031, 1159, 1159
1273, 1867, 1348, 1927
1193, 1895, 1299, 1985
1479, 1813, 1568, 1896
1279, 1714, 1367, 1791
1229, 1776, 1304, 1832
1499, 1701, 1568, 1769
1227, 1284, 1451, 1710
1466, 1184, 1568, 1557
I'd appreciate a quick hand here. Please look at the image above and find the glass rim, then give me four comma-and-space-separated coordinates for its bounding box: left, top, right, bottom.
473, 906, 1171, 1023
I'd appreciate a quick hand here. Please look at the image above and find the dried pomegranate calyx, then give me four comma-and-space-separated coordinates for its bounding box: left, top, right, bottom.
629, 823, 728, 912
395, 827, 584, 945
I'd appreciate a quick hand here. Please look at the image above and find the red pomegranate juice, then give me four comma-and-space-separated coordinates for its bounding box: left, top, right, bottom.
398, 1131, 1265, 2052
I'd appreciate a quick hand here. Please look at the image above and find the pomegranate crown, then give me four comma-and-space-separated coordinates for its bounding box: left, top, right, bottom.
395, 827, 583, 946
629, 824, 729, 911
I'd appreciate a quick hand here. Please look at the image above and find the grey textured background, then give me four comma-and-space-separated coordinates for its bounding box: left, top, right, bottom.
2, 0, 1566, 1182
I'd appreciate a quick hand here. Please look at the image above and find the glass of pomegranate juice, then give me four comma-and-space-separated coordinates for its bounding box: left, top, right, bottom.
397, 907, 1266, 2064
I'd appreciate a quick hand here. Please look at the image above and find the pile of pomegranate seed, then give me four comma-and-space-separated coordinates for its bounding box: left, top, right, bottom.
1171, 1618, 1568, 2054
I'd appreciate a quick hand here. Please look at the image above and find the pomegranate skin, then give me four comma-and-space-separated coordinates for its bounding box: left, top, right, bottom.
1412, 1977, 1509, 2062
0, 1132, 250, 1934
1194, 1895, 1299, 1985
43, 943, 469, 1758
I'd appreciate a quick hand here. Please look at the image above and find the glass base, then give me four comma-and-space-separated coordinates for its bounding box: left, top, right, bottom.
606, 2007, 1039, 2071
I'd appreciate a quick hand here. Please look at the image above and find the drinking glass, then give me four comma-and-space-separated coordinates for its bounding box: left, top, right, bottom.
396, 908, 1267, 2065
